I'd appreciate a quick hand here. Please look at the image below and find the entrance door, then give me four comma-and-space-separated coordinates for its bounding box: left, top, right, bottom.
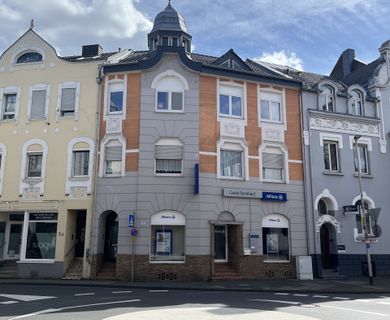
320, 224, 332, 269
75, 211, 86, 257
104, 212, 118, 262
214, 225, 227, 262
6, 223, 23, 259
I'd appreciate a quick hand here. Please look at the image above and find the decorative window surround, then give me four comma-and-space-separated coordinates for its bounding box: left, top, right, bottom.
259, 143, 289, 184
220, 118, 245, 139
0, 143, 6, 195
19, 139, 48, 197
154, 138, 184, 176
57, 82, 80, 121
99, 135, 126, 177
217, 79, 247, 124
318, 81, 337, 112
12, 47, 45, 65
217, 139, 249, 181
319, 133, 343, 148
258, 88, 287, 129
0, 86, 21, 122
103, 77, 127, 121
349, 136, 372, 151
261, 123, 285, 143
315, 214, 341, 233
66, 137, 95, 196
314, 189, 339, 212
27, 84, 50, 122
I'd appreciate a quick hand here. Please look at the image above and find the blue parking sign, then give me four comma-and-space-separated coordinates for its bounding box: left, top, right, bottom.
128, 213, 135, 227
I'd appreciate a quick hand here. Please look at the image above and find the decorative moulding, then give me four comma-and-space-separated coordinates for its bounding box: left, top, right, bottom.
315, 214, 341, 233
70, 186, 88, 199
106, 115, 123, 134
262, 124, 284, 143
220, 119, 245, 138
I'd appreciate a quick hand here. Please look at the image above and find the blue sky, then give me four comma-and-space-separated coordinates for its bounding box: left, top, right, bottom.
0, 0, 389, 74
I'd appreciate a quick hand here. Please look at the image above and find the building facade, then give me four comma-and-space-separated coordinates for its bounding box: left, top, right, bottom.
0, 27, 114, 278
92, 3, 308, 281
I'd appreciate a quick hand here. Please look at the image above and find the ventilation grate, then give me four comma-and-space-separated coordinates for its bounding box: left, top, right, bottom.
265, 270, 275, 278
283, 270, 294, 279
157, 272, 178, 281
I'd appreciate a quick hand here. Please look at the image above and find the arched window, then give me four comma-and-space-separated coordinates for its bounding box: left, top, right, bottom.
16, 52, 43, 64
262, 214, 289, 261
350, 90, 364, 116
319, 85, 335, 112
318, 199, 327, 215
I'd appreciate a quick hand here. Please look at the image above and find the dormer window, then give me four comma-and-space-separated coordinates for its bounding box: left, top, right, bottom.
350, 90, 364, 116
16, 52, 43, 64
320, 85, 335, 112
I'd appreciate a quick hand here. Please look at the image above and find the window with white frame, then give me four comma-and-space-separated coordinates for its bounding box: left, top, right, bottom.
58, 83, 79, 117
262, 146, 285, 182
28, 85, 50, 120
107, 82, 124, 114
219, 84, 243, 118
350, 90, 364, 116
260, 91, 283, 123
26, 153, 43, 178
323, 140, 340, 172
155, 138, 183, 175
220, 147, 243, 178
319, 85, 335, 112
2, 93, 17, 120
72, 150, 89, 177
353, 144, 369, 174
104, 140, 123, 176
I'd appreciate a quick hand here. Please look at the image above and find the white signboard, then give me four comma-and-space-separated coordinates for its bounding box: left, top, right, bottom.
223, 188, 261, 199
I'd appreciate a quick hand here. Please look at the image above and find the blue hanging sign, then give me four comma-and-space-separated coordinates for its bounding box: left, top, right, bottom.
128, 213, 135, 227
194, 163, 199, 194
262, 192, 288, 202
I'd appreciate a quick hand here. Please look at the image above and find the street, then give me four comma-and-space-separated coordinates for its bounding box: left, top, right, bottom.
0, 284, 390, 320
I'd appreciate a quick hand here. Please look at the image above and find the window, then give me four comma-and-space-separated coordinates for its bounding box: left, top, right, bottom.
355, 200, 373, 235
354, 144, 369, 174
155, 138, 183, 175
351, 90, 364, 116
262, 147, 285, 182
221, 150, 243, 178
262, 214, 289, 261
104, 142, 123, 176
108, 82, 124, 114
260, 91, 283, 123
16, 52, 42, 64
59, 85, 77, 117
157, 91, 183, 111
30, 89, 47, 120
323, 141, 339, 172
27, 153, 43, 178
25, 213, 57, 260
219, 85, 243, 118
320, 85, 335, 112
318, 199, 327, 215
72, 151, 89, 177
2, 93, 16, 120
150, 211, 185, 262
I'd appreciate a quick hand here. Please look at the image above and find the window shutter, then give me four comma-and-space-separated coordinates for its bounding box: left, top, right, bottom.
61, 88, 76, 111
105, 146, 122, 161
263, 153, 283, 169
30, 90, 46, 119
155, 145, 183, 159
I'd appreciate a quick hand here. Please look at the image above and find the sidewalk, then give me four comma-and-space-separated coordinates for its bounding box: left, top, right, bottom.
1, 277, 390, 294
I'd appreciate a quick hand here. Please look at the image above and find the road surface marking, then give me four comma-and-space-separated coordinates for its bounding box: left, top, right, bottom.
0, 301, 19, 305
333, 297, 349, 300
74, 293, 95, 296
313, 295, 328, 298
293, 294, 308, 297
321, 305, 388, 317
112, 291, 133, 294
9, 299, 141, 320
378, 301, 390, 305
0, 294, 55, 302
250, 299, 300, 305
274, 293, 289, 296
355, 299, 371, 303
149, 290, 169, 293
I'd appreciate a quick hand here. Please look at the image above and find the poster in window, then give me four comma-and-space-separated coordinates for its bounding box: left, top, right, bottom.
155, 230, 172, 255
266, 233, 278, 254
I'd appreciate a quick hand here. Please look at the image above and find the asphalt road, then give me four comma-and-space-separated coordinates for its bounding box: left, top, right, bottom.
1, 284, 390, 320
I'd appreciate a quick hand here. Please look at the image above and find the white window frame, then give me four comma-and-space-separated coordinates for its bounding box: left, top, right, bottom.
151, 70, 189, 113
0, 143, 6, 195
320, 133, 343, 173
217, 139, 248, 181
349, 136, 371, 175
323, 140, 340, 172
260, 144, 289, 183
318, 83, 336, 112
0, 86, 21, 122
99, 136, 126, 177
27, 83, 50, 122
217, 81, 246, 120
259, 89, 285, 124
349, 88, 365, 116
154, 138, 184, 176
57, 82, 80, 120
103, 78, 127, 120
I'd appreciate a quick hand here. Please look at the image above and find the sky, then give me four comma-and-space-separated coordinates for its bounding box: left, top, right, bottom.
0, 0, 390, 74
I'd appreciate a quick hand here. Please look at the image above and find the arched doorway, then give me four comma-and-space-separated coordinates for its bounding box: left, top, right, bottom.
104, 212, 118, 262
320, 223, 337, 270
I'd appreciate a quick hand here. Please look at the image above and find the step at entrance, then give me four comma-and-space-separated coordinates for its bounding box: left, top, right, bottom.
322, 268, 347, 279
63, 257, 84, 280
0, 260, 18, 278
211, 262, 245, 281
95, 262, 117, 280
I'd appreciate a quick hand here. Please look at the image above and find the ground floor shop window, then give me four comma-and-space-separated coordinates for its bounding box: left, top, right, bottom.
150, 211, 185, 262
262, 214, 290, 261
25, 213, 57, 260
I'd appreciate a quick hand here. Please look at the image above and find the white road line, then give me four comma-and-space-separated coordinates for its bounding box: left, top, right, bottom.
274, 293, 289, 296
333, 297, 349, 300
250, 298, 300, 305
1, 301, 19, 305
378, 301, 390, 305
313, 295, 328, 298
0, 294, 55, 302
321, 305, 388, 317
355, 299, 371, 303
9, 299, 141, 320
74, 293, 95, 296
112, 291, 133, 294
293, 294, 308, 297
149, 290, 169, 293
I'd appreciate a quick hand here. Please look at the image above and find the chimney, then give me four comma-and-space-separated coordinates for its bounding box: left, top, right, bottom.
330, 48, 355, 80
82, 44, 103, 57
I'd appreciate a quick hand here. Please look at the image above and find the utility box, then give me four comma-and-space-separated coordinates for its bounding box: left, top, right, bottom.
296, 256, 313, 280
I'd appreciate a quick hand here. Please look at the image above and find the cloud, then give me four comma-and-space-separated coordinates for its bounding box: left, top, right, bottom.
254, 50, 304, 71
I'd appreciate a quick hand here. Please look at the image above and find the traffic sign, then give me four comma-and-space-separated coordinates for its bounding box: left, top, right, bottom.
128, 213, 135, 227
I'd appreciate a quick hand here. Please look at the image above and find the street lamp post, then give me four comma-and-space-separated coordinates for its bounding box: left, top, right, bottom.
354, 135, 374, 285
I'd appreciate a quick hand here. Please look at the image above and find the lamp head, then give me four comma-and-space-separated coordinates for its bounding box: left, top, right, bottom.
354, 135, 362, 141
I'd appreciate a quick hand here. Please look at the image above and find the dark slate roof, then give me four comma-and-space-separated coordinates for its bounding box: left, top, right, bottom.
151, 2, 187, 33
60, 52, 117, 62
191, 53, 218, 65
120, 50, 151, 63
341, 58, 382, 88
